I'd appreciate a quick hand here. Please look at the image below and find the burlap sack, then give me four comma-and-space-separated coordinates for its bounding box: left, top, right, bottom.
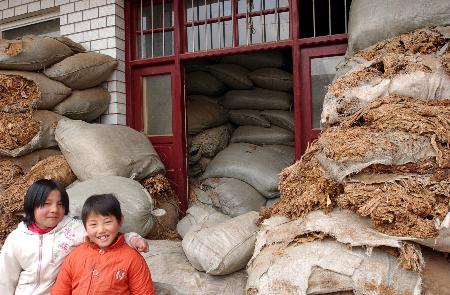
229, 110, 270, 127
55, 119, 165, 181
323, 49, 450, 126
186, 71, 227, 96
263, 144, 295, 165
0, 111, 62, 157
52, 87, 110, 122
0, 149, 62, 174
203, 143, 292, 198
207, 64, 253, 89
67, 176, 159, 237
187, 99, 228, 135
0, 35, 73, 71
0, 70, 71, 110
347, 0, 450, 54
421, 247, 450, 295
220, 51, 285, 70
193, 178, 266, 217
265, 197, 280, 208
182, 211, 259, 275
143, 240, 247, 294
222, 88, 292, 110
249, 68, 293, 92
230, 125, 294, 145
260, 110, 294, 131
45, 52, 118, 90
188, 95, 221, 104
53, 36, 86, 53
176, 204, 230, 238
191, 124, 232, 157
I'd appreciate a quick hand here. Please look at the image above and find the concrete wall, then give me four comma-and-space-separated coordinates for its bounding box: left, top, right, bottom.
0, 0, 126, 125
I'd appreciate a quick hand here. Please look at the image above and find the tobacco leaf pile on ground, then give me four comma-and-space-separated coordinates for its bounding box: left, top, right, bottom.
141, 174, 180, 240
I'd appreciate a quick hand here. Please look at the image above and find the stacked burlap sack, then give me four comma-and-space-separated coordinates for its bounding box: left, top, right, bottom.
186, 51, 296, 219
170, 52, 296, 290
249, 23, 450, 295
0, 35, 173, 245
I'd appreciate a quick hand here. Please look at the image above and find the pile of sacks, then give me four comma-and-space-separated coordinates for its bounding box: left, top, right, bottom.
187, 50, 295, 216
0, 35, 172, 245
248, 7, 450, 295
158, 51, 297, 294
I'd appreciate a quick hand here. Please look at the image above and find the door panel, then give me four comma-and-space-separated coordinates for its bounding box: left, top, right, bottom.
131, 65, 187, 212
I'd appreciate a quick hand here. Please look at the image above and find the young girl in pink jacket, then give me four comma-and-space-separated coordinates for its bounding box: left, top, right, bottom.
0, 179, 148, 295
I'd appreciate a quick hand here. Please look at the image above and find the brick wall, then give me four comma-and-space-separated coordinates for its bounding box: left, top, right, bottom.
0, 0, 126, 125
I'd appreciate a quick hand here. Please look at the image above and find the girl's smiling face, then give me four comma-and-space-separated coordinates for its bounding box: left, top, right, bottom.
34, 189, 65, 229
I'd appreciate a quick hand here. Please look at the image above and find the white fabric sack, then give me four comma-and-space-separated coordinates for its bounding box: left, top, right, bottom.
193, 178, 266, 217
322, 62, 450, 126
182, 211, 259, 275
143, 240, 246, 294
176, 204, 230, 238
347, 0, 450, 54
55, 119, 165, 181
247, 210, 423, 295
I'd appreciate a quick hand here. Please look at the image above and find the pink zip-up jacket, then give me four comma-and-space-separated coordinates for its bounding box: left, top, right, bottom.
0, 216, 141, 295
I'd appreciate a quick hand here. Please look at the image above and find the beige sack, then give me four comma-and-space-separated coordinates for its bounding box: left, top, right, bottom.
187, 99, 228, 135
67, 176, 159, 237
0, 111, 62, 157
53, 87, 110, 122
176, 204, 230, 238
0, 70, 71, 110
182, 211, 259, 275
207, 64, 253, 89
0, 35, 73, 71
55, 119, 165, 181
143, 240, 247, 294
222, 88, 293, 110
45, 52, 118, 90
249, 68, 293, 92
247, 211, 423, 295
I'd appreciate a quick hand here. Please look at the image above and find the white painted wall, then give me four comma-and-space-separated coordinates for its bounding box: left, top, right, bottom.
0, 0, 127, 125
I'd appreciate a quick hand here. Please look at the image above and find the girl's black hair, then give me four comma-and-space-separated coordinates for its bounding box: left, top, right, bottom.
81, 194, 122, 226
23, 179, 70, 226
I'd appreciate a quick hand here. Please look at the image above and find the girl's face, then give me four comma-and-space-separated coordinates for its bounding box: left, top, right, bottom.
34, 189, 65, 229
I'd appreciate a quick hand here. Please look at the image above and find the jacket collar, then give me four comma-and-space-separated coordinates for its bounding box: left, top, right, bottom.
86, 233, 125, 252
17, 215, 73, 235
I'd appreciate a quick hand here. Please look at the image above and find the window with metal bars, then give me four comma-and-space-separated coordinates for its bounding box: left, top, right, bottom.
136, 0, 174, 59
300, 0, 352, 38
185, 0, 290, 52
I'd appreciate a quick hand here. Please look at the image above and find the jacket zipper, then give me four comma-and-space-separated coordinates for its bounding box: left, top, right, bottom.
31, 235, 43, 295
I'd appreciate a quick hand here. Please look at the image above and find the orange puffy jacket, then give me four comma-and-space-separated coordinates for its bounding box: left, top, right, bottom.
51, 234, 155, 295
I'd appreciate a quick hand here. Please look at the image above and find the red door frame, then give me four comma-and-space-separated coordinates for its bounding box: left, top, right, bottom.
297, 41, 347, 155
125, 0, 348, 212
